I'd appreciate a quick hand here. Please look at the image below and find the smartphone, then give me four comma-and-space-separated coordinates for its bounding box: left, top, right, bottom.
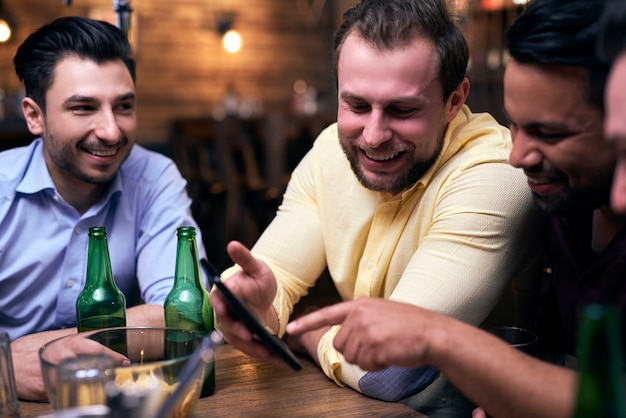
200, 259, 302, 371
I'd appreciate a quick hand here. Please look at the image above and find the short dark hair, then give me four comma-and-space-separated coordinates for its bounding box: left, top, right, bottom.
332, 0, 469, 102
597, 0, 626, 64
13, 16, 136, 114
506, 0, 609, 110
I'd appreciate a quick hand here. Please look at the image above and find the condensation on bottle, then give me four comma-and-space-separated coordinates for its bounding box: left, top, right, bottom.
164, 226, 215, 397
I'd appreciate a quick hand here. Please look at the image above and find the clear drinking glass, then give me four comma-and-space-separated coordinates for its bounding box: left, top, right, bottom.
488, 326, 538, 356
55, 355, 115, 410
0, 329, 19, 418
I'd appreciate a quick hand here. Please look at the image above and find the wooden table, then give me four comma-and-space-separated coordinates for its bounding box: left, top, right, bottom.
19, 344, 424, 417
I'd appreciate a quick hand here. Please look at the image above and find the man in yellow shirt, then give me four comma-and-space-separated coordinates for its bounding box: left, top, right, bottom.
210, 0, 542, 415
288, 0, 620, 417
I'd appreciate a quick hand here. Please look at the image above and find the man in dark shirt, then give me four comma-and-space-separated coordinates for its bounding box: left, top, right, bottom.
505, 0, 625, 357
539, 211, 626, 356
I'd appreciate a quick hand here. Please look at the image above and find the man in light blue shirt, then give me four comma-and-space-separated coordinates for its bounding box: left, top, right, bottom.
1, 16, 205, 400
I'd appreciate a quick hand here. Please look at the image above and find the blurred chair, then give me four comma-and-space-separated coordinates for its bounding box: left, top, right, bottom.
170, 117, 281, 270
170, 114, 334, 270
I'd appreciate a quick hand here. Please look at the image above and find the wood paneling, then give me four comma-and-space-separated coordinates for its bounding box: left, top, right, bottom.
0, 0, 513, 142
0, 0, 338, 145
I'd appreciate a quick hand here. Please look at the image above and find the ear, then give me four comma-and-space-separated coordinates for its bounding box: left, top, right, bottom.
444, 77, 470, 123
21, 97, 45, 136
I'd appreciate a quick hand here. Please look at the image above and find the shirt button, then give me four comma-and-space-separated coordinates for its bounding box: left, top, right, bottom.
74, 227, 82, 235
66, 279, 75, 288
53, 194, 59, 202
383, 204, 391, 213
366, 259, 374, 269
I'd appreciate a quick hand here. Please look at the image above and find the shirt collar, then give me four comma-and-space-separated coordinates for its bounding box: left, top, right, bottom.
16, 138, 55, 194
16, 137, 123, 202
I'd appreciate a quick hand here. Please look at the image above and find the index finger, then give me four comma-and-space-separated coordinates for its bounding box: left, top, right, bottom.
286, 301, 352, 334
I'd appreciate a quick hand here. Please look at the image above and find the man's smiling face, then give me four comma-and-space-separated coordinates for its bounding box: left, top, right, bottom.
505, 59, 614, 215
336, 33, 455, 195
40, 55, 137, 188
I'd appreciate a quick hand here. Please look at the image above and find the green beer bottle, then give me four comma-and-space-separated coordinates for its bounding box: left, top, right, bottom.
76, 227, 127, 355
164, 226, 215, 397
572, 304, 626, 418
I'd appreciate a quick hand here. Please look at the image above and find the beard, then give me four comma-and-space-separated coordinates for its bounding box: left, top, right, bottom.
531, 189, 576, 216
340, 129, 445, 195
532, 176, 613, 216
43, 128, 127, 185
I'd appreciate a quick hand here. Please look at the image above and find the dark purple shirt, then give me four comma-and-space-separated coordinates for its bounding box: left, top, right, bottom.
542, 211, 626, 354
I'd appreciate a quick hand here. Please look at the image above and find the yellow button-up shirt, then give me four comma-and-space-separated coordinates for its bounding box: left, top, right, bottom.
227, 105, 542, 391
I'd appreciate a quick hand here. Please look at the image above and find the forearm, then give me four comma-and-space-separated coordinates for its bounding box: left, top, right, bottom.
288, 298, 575, 415
12, 328, 77, 400
430, 320, 576, 418
127, 304, 165, 327
10, 304, 164, 401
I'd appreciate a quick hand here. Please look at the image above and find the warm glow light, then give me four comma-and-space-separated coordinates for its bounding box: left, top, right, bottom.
0, 19, 11, 43
222, 29, 242, 53
293, 79, 307, 95
481, 0, 503, 10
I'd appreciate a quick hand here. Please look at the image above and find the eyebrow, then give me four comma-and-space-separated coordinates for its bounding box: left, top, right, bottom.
340, 91, 429, 105
504, 110, 572, 131
63, 92, 136, 105
526, 121, 572, 130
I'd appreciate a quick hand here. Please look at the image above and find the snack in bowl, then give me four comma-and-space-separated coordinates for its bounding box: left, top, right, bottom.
111, 361, 200, 418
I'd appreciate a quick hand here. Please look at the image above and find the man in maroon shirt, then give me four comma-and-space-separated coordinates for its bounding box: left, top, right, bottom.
505, 0, 625, 358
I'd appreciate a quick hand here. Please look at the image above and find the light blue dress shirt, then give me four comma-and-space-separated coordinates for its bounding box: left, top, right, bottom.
0, 138, 206, 340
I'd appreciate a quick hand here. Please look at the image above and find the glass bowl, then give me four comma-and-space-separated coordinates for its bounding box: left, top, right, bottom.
39, 327, 212, 418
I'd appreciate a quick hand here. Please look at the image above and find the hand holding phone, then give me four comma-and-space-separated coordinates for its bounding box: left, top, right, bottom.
201, 259, 302, 371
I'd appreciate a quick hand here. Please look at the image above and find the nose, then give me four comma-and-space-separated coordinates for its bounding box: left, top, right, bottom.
509, 131, 542, 169
94, 109, 122, 142
611, 161, 626, 214
362, 110, 392, 148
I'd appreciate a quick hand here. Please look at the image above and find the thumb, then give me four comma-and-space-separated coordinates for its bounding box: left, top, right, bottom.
227, 241, 264, 277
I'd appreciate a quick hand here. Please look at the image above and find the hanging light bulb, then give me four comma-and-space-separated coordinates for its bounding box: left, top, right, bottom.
0, 0, 14, 44
222, 29, 242, 53
0, 18, 11, 43
216, 12, 242, 54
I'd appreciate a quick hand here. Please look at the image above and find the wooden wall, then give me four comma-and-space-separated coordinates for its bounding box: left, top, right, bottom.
0, 0, 344, 146
0, 0, 516, 147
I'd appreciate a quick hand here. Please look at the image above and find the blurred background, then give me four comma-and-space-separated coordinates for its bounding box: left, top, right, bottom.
0, 0, 527, 269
